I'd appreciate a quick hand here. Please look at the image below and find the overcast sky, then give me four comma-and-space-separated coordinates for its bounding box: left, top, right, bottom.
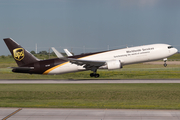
1, 0, 180, 55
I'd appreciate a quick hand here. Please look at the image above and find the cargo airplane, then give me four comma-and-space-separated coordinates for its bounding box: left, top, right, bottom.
3, 38, 178, 78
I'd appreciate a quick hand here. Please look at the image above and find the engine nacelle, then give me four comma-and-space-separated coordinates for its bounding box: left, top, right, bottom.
106, 60, 122, 70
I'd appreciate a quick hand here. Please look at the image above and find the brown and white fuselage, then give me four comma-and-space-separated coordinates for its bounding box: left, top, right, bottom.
4, 38, 178, 77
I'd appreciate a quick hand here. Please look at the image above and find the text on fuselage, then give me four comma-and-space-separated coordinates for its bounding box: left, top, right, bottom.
114, 47, 154, 58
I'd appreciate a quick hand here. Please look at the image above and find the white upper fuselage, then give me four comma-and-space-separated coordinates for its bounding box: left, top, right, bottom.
46, 44, 178, 75
86, 44, 177, 65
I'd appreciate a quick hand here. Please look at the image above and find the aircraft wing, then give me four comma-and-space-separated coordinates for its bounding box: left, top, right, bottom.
64, 58, 106, 70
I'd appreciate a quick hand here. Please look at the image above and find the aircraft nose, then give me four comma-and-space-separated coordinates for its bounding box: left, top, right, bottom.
175, 48, 178, 53
174, 48, 178, 53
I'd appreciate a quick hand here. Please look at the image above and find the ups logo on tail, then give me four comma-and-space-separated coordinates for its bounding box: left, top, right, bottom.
13, 48, 24, 61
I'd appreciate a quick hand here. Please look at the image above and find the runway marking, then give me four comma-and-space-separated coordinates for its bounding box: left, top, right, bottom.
2, 108, 22, 120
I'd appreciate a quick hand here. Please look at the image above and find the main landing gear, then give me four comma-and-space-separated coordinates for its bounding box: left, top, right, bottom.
90, 67, 100, 78
90, 73, 100, 78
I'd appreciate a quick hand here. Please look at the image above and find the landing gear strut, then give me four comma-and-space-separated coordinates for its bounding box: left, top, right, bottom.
89, 67, 100, 78
163, 58, 167, 67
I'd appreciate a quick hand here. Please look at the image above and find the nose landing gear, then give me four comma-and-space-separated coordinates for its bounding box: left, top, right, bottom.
163, 58, 167, 67
164, 62, 167, 67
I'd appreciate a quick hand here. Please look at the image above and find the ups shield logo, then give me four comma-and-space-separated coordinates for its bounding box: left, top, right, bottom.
13, 48, 25, 61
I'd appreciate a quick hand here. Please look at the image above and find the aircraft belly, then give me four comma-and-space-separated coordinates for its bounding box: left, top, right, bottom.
47, 63, 79, 75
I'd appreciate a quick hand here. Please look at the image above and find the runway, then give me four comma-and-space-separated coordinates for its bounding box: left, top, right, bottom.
1, 108, 180, 120
1, 79, 180, 84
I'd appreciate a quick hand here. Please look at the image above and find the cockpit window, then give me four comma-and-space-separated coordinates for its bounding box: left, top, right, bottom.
168, 46, 173, 49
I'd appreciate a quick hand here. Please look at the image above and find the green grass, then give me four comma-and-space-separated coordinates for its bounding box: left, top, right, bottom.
0, 64, 180, 79
168, 53, 180, 61
0, 84, 180, 109
1, 54, 180, 109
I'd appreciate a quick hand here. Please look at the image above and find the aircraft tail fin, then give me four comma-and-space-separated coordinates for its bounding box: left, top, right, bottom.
3, 38, 39, 67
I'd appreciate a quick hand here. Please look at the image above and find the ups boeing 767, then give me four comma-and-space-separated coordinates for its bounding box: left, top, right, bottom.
3, 38, 178, 78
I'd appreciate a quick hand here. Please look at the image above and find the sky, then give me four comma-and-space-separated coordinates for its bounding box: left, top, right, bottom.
1, 0, 180, 55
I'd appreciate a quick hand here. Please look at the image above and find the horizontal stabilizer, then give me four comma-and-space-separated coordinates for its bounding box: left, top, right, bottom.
11, 67, 34, 73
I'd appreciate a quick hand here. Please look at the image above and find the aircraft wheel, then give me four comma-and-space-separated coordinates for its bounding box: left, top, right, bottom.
94, 74, 100, 78
164, 63, 167, 67
90, 73, 94, 77
90, 73, 100, 78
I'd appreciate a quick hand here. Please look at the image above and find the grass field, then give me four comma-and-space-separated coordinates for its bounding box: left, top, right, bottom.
1, 54, 180, 109
1, 64, 180, 79
0, 84, 180, 109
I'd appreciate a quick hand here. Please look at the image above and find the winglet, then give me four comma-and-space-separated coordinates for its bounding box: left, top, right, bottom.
64, 49, 73, 56
51, 47, 64, 58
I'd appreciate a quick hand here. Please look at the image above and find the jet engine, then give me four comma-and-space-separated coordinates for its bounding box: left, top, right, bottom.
106, 60, 122, 70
